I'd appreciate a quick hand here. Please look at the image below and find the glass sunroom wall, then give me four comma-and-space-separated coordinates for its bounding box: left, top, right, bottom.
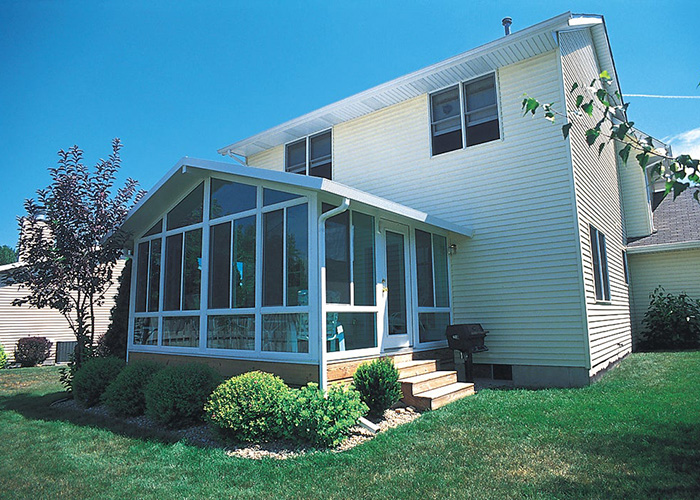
322, 203, 379, 356
130, 175, 318, 362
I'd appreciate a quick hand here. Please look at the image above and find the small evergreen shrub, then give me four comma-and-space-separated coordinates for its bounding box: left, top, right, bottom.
102, 361, 162, 417
14, 337, 53, 367
145, 363, 221, 428
205, 371, 290, 442
640, 286, 700, 351
353, 357, 403, 416
282, 383, 368, 447
0, 343, 7, 369
72, 356, 125, 407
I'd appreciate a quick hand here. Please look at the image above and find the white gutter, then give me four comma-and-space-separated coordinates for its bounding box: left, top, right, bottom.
317, 198, 350, 390
627, 240, 700, 255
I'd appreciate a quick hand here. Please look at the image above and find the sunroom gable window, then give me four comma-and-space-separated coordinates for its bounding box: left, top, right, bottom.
285, 130, 332, 180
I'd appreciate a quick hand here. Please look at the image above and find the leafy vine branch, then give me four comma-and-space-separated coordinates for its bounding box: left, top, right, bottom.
522, 70, 699, 202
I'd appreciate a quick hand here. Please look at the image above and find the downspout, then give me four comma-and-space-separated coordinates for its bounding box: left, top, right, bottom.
318, 198, 350, 391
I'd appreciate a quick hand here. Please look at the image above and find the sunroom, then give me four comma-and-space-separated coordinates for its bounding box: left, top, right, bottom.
120, 158, 472, 387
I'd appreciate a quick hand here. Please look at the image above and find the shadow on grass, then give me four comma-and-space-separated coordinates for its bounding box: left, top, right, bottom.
0, 391, 190, 446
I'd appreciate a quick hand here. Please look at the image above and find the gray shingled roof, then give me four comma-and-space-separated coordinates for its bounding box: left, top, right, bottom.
628, 188, 700, 247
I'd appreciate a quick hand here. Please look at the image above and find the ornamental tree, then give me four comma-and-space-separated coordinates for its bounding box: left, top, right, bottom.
0, 245, 18, 265
11, 139, 144, 367
522, 71, 699, 202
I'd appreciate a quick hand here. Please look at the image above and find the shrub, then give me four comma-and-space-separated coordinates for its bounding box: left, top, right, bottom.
640, 286, 700, 351
102, 361, 162, 417
14, 337, 53, 367
0, 343, 7, 369
282, 383, 368, 447
72, 356, 125, 407
145, 363, 221, 428
205, 371, 290, 442
353, 357, 403, 416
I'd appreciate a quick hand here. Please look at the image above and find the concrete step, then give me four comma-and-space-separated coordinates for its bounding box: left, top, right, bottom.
400, 370, 458, 397
395, 359, 438, 379
404, 382, 475, 410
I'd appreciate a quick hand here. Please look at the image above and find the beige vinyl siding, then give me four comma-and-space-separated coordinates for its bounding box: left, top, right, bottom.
628, 248, 700, 343
559, 29, 631, 375
332, 50, 588, 368
0, 259, 125, 363
248, 145, 284, 172
617, 142, 653, 238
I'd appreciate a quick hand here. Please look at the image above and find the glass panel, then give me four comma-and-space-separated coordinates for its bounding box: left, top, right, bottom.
262, 314, 309, 353
162, 316, 199, 347
210, 179, 256, 219
309, 162, 332, 179
326, 312, 376, 353
164, 233, 183, 310
148, 239, 161, 312
432, 129, 463, 155
431, 87, 460, 122
353, 212, 375, 306
209, 222, 231, 309
167, 182, 204, 230
325, 208, 350, 304
415, 229, 434, 307
465, 76, 497, 112
590, 227, 602, 301
385, 231, 407, 335
433, 234, 449, 307
263, 210, 283, 306
143, 219, 162, 237
134, 317, 158, 345
286, 204, 308, 306
466, 120, 499, 146
135, 241, 149, 312
233, 216, 256, 308
310, 132, 331, 164
419, 312, 451, 343
182, 229, 202, 310
207, 315, 254, 350
263, 188, 301, 206
286, 140, 306, 174
599, 232, 610, 300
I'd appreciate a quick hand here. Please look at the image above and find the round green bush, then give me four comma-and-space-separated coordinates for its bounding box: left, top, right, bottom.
72, 356, 126, 408
205, 371, 290, 442
102, 361, 162, 417
282, 383, 368, 448
353, 357, 402, 417
0, 343, 7, 369
14, 336, 52, 367
145, 363, 221, 428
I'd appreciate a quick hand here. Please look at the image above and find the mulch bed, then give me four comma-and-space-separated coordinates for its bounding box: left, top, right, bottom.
52, 398, 422, 459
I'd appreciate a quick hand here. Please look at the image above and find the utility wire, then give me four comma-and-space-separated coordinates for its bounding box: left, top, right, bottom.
625, 94, 700, 99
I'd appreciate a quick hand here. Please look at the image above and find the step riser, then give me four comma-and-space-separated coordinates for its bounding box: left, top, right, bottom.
401, 372, 457, 397
404, 385, 475, 410
397, 361, 437, 379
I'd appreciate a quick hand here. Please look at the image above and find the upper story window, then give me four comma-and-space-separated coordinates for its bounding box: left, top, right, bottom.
285, 130, 332, 180
590, 225, 611, 302
430, 73, 500, 156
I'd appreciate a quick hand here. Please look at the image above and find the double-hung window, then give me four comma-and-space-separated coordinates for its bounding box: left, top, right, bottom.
285, 130, 332, 179
590, 226, 611, 301
430, 73, 500, 155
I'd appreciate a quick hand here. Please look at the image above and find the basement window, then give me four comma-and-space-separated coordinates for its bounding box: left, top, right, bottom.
285, 130, 332, 180
430, 73, 500, 156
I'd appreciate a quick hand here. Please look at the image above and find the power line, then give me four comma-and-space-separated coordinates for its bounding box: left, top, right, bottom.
625, 94, 700, 99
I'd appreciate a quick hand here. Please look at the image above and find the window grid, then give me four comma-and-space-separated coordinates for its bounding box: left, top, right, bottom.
285, 130, 332, 179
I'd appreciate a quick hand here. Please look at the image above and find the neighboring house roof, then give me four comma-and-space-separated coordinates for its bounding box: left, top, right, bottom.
118, 157, 474, 247
218, 11, 618, 159
627, 189, 700, 252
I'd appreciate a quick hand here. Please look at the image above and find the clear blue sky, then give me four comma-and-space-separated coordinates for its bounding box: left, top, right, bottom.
1, 0, 698, 247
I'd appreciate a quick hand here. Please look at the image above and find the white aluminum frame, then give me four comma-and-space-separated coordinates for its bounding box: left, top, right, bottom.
284, 129, 333, 178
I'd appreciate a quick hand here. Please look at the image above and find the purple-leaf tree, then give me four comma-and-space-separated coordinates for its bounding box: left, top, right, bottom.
11, 139, 144, 368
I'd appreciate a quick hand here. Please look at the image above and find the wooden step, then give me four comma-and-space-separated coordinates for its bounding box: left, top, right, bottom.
403, 382, 475, 410
395, 360, 438, 379
400, 370, 458, 397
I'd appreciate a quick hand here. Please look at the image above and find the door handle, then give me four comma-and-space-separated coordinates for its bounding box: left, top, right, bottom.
382, 279, 389, 293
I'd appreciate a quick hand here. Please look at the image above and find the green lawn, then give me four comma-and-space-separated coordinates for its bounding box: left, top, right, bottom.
1, 352, 698, 499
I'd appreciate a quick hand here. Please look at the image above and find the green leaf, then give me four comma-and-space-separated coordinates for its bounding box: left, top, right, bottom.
562, 123, 573, 139
522, 97, 539, 116
586, 128, 600, 146
672, 181, 688, 199
598, 143, 606, 156
636, 152, 650, 170
575, 95, 584, 108
596, 89, 610, 107
581, 101, 594, 116
590, 79, 596, 87
570, 82, 579, 93
694, 190, 699, 203
619, 143, 632, 163
599, 70, 611, 80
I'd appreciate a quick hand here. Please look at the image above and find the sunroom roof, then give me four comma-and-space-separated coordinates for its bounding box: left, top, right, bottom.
118, 157, 473, 246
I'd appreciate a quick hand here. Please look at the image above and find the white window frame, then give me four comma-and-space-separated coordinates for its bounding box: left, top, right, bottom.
429, 71, 501, 157
590, 225, 611, 302
284, 129, 332, 178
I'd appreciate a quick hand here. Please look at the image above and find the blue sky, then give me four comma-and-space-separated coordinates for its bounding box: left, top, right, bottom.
1, 0, 698, 247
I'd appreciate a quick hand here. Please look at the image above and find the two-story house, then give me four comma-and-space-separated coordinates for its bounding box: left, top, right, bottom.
119, 12, 682, 407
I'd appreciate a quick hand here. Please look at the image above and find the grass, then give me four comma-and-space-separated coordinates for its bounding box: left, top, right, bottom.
1, 352, 699, 499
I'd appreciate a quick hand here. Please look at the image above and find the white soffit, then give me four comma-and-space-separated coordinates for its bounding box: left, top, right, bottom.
218, 12, 605, 158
